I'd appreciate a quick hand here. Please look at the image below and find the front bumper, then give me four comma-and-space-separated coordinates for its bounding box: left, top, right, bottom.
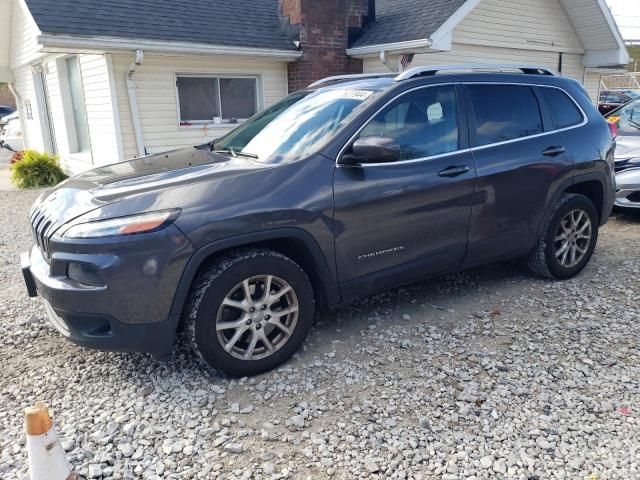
21, 225, 194, 356
615, 188, 640, 209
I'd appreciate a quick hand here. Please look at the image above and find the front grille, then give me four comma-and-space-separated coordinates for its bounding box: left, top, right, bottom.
30, 202, 60, 258
628, 191, 640, 203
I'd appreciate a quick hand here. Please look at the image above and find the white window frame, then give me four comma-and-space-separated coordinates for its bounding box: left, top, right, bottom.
57, 55, 92, 161
175, 73, 262, 128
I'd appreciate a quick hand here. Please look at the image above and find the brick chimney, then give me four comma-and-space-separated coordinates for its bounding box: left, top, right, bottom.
279, 0, 373, 92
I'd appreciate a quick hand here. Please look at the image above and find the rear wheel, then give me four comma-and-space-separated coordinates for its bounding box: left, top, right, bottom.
528, 193, 598, 280
185, 249, 315, 377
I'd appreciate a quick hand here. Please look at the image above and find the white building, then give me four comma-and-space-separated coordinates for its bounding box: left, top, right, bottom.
0, 0, 629, 175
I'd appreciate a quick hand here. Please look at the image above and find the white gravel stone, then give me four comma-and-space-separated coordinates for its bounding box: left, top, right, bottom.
0, 179, 639, 479
223, 443, 244, 454
87, 464, 102, 478
290, 415, 305, 429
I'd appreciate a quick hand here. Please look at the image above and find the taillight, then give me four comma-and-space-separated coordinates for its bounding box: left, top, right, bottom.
608, 122, 618, 139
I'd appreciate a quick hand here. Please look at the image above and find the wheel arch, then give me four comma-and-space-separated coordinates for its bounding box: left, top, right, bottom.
536, 172, 608, 241
169, 228, 340, 323
563, 177, 604, 224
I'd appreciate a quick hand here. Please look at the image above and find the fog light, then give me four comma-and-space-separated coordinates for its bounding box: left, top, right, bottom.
67, 262, 104, 287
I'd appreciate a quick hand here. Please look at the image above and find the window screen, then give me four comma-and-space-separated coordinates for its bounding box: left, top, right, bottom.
177, 77, 220, 122
540, 88, 584, 129
468, 85, 543, 146
177, 76, 257, 124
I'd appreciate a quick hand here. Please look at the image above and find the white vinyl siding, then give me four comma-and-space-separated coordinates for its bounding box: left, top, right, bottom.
453, 0, 584, 54
9, 0, 42, 69
0, 0, 12, 80
32, 54, 121, 173
12, 66, 44, 150
78, 55, 121, 166
363, 0, 600, 105
110, 53, 288, 158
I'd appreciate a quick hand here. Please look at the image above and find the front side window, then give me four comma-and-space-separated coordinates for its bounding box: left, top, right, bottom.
177, 75, 258, 125
540, 88, 584, 129
468, 84, 543, 146
355, 85, 459, 161
607, 99, 640, 135
64, 55, 91, 153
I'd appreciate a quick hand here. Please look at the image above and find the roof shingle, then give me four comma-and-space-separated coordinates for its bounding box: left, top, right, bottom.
352, 0, 467, 49
24, 0, 297, 51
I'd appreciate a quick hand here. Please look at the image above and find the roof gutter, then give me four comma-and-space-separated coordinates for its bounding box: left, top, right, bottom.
126, 50, 146, 158
37, 34, 303, 61
346, 38, 432, 58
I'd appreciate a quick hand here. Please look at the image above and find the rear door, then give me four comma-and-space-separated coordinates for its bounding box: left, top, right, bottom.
333, 84, 476, 290
463, 83, 574, 265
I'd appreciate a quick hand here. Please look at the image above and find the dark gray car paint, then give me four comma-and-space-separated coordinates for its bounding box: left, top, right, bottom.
24, 72, 615, 356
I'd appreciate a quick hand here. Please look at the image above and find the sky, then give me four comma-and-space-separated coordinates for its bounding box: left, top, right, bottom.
607, 0, 640, 40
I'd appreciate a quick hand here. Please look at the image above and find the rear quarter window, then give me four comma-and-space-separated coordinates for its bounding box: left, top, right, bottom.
468, 85, 543, 146
540, 88, 584, 129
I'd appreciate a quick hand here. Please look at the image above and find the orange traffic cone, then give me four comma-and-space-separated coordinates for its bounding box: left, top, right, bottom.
24, 401, 75, 480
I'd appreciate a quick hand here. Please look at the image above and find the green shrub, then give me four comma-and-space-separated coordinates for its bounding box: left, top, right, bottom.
10, 150, 67, 188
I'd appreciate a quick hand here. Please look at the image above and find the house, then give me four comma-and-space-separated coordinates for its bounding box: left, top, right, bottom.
0, 0, 629, 175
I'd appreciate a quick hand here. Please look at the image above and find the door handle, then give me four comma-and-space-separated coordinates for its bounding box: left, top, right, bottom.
438, 165, 470, 177
543, 146, 566, 157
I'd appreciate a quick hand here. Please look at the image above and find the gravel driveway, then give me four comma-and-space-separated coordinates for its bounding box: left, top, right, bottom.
0, 181, 638, 479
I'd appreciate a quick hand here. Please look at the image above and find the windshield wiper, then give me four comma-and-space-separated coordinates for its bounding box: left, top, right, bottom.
213, 147, 237, 157
212, 147, 258, 159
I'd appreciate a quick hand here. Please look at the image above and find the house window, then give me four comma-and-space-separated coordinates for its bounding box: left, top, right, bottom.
62, 55, 91, 153
176, 75, 258, 126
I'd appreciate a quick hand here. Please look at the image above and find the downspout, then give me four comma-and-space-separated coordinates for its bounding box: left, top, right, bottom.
379, 51, 397, 73
8, 82, 29, 148
126, 49, 146, 157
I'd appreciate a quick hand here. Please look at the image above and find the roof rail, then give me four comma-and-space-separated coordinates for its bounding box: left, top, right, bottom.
395, 64, 556, 81
308, 73, 396, 88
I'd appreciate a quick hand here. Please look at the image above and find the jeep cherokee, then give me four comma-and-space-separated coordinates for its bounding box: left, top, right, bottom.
22, 64, 616, 376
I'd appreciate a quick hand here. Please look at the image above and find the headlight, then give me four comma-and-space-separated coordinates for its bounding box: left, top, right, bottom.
63, 210, 180, 239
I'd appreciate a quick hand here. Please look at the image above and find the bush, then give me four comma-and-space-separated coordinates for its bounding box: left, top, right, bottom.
10, 150, 24, 165
10, 150, 67, 188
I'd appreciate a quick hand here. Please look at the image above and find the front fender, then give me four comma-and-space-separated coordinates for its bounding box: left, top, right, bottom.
168, 227, 341, 318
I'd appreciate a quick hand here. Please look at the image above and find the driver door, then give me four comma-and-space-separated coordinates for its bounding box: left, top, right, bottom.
333, 84, 476, 291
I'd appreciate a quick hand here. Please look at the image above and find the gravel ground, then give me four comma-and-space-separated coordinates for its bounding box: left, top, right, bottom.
0, 181, 639, 479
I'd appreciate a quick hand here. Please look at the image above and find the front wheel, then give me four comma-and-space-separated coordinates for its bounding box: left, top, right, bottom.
528, 193, 599, 280
185, 249, 315, 377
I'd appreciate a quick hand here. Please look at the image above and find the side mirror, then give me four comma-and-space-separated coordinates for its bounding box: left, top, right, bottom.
340, 136, 401, 165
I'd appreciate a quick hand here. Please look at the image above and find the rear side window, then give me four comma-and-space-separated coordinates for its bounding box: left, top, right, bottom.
468, 85, 543, 146
540, 88, 584, 129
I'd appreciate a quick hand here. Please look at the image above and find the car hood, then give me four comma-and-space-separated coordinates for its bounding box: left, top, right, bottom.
33, 147, 272, 229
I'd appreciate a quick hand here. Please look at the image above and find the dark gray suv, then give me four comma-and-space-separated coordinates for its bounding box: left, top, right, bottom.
22, 65, 616, 376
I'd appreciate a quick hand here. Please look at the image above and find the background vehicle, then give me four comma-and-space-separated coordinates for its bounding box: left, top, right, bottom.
0, 111, 23, 152
616, 89, 640, 100
605, 98, 640, 209
614, 168, 640, 209
22, 65, 615, 376
606, 98, 640, 173
598, 90, 636, 115
0, 105, 15, 118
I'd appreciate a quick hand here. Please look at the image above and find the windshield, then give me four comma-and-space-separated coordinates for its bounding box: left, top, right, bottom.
607, 98, 640, 135
212, 87, 379, 163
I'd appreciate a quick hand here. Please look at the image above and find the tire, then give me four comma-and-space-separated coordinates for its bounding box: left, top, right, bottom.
528, 193, 599, 280
185, 248, 315, 377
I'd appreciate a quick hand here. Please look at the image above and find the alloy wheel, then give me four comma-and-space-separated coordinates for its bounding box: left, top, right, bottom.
554, 208, 592, 268
215, 275, 299, 361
